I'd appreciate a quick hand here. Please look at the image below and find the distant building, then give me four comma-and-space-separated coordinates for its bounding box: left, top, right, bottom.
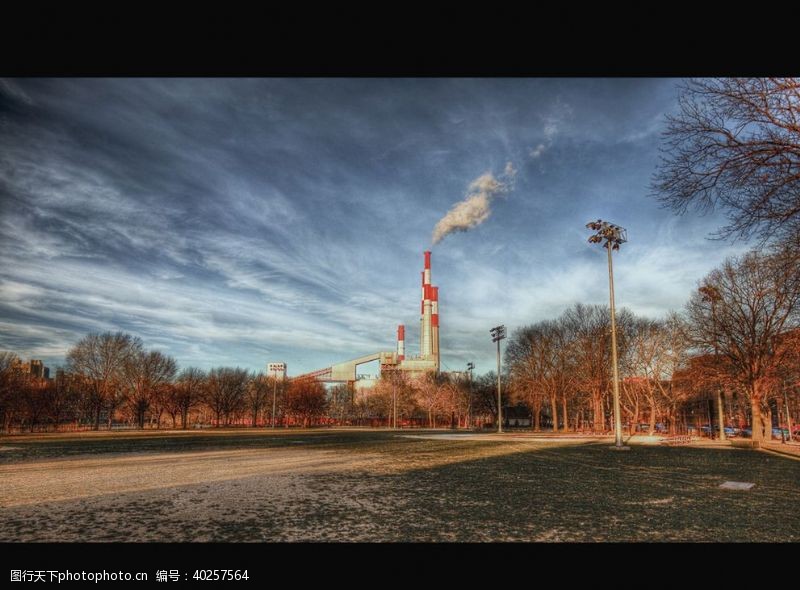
30, 359, 44, 379
504, 405, 532, 428
10, 358, 50, 380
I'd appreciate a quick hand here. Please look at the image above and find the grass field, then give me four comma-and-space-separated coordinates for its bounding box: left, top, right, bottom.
1, 429, 798, 542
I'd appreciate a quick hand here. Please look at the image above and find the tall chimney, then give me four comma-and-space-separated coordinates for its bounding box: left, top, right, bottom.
431, 286, 439, 369
397, 324, 405, 361
421, 251, 433, 357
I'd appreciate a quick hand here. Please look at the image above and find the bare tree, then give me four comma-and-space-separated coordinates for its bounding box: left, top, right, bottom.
561, 304, 613, 433
66, 332, 142, 430
414, 372, 451, 428
245, 373, 270, 427
172, 367, 205, 429
653, 78, 800, 244
0, 351, 22, 432
204, 367, 248, 426
470, 372, 506, 428
123, 349, 178, 429
507, 320, 573, 432
618, 314, 691, 435
686, 249, 800, 441
328, 383, 354, 425
287, 378, 327, 427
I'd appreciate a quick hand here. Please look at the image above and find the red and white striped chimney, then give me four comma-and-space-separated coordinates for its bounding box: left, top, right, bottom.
431, 286, 439, 369
397, 324, 405, 361
421, 251, 433, 357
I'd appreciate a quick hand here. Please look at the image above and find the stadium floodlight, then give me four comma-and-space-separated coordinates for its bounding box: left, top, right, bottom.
586, 219, 628, 450
490, 325, 506, 433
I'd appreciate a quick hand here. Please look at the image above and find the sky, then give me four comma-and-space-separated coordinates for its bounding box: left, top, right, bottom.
0, 78, 747, 376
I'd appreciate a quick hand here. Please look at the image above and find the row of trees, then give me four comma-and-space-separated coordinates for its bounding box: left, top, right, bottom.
0, 334, 329, 432
504, 247, 800, 442
2, 245, 798, 438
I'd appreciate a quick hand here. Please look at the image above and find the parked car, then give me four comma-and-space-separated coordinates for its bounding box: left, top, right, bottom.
772, 427, 789, 439
723, 426, 737, 437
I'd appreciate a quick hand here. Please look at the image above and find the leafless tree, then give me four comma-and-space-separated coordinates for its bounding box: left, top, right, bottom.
560, 304, 614, 433
328, 383, 354, 425
0, 351, 22, 432
245, 373, 270, 427
123, 349, 177, 429
66, 332, 143, 430
204, 367, 249, 426
653, 78, 800, 244
686, 249, 800, 441
287, 378, 327, 427
620, 316, 690, 435
470, 372, 506, 428
413, 372, 451, 428
507, 320, 574, 432
172, 367, 206, 429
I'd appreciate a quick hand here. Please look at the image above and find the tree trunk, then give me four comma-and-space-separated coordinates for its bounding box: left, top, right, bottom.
592, 391, 604, 434
182, 407, 189, 429
534, 398, 541, 431
751, 396, 765, 443
550, 395, 558, 433
648, 399, 657, 436
561, 395, 568, 432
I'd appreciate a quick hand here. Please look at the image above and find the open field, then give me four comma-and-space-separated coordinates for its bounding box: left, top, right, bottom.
1, 429, 798, 542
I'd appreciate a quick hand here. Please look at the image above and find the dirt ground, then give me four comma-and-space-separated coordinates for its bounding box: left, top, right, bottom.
1, 429, 798, 542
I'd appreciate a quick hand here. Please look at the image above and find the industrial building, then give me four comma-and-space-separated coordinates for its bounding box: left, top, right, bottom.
290, 251, 441, 386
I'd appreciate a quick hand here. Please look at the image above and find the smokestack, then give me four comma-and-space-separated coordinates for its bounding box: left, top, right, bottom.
420, 271, 425, 355
397, 324, 405, 361
424, 250, 431, 285
432, 286, 439, 370
421, 251, 433, 357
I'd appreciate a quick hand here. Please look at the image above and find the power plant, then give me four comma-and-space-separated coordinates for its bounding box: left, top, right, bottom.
291, 251, 441, 386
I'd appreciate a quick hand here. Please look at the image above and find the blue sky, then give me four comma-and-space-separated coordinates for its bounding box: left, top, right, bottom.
0, 78, 746, 375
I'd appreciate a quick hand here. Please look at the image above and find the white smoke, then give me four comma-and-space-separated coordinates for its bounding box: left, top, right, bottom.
432, 162, 516, 245
529, 143, 546, 159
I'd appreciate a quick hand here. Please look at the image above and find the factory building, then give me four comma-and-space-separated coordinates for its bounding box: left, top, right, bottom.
291, 251, 441, 385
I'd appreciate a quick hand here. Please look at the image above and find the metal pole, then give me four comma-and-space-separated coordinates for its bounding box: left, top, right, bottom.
497, 339, 503, 434
271, 377, 277, 428
393, 379, 397, 429
467, 365, 473, 429
285, 383, 289, 429
607, 244, 623, 448
784, 381, 793, 443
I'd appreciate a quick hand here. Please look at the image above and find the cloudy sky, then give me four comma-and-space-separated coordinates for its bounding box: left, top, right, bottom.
0, 78, 746, 376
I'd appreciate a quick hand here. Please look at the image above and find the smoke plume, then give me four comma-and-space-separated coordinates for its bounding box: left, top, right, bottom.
432, 162, 516, 245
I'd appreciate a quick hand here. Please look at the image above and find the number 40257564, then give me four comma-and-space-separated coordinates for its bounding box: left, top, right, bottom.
193, 570, 248, 581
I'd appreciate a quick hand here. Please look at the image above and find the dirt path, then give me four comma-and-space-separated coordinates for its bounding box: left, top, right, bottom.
0, 448, 379, 507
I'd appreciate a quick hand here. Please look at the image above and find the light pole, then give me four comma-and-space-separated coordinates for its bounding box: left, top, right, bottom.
271, 376, 278, 428
586, 219, 628, 450
490, 325, 506, 434
392, 374, 398, 430
699, 284, 726, 441
466, 362, 474, 429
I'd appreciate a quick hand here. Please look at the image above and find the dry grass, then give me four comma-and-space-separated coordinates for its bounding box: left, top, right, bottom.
0, 429, 798, 542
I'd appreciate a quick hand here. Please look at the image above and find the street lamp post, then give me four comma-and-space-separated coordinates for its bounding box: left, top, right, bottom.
586, 219, 628, 450
490, 325, 506, 434
466, 362, 474, 429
